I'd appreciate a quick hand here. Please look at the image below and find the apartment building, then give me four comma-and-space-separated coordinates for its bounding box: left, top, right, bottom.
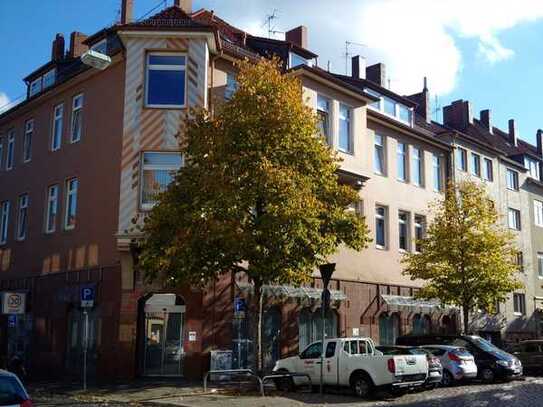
0, 0, 534, 381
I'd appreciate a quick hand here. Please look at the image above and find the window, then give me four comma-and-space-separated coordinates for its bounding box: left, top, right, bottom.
513, 293, 526, 315
0, 201, 9, 244
347, 200, 364, 217
317, 95, 330, 144
534, 200, 543, 227
412, 147, 423, 186
374, 134, 385, 175
432, 153, 443, 191
52, 104, 63, 151
375, 206, 387, 249
366, 89, 412, 126
71, 94, 84, 143
224, 72, 238, 100
43, 69, 56, 89
456, 147, 467, 171
45, 185, 59, 234
29, 78, 42, 97
366, 88, 381, 110
146, 53, 186, 108
300, 342, 321, 359
141, 152, 183, 209
471, 153, 481, 177
508, 208, 521, 230
384, 97, 396, 116
414, 215, 425, 253
399, 105, 412, 124
398, 211, 410, 251
538, 253, 543, 278
516, 252, 524, 273
289, 52, 309, 68
483, 158, 493, 181
23, 119, 33, 163
526, 156, 540, 180
64, 178, 78, 230
6, 130, 14, 170
397, 143, 408, 181
325, 342, 336, 358
338, 104, 352, 153
16, 194, 28, 241
506, 169, 519, 190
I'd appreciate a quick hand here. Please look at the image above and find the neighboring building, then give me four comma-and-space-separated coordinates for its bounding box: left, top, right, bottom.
0, 0, 535, 382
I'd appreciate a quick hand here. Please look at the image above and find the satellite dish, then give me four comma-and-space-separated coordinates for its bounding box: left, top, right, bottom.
81, 49, 112, 70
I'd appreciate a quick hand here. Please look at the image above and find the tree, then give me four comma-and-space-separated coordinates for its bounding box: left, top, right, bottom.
402, 180, 522, 334
138, 58, 370, 374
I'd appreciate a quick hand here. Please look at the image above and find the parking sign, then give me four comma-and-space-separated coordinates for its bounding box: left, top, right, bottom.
81, 286, 95, 308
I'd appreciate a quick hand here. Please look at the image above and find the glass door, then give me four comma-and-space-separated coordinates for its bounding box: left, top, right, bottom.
143, 311, 184, 376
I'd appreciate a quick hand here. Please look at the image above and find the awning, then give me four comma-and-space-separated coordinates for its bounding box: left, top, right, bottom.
237, 283, 347, 301
381, 294, 443, 309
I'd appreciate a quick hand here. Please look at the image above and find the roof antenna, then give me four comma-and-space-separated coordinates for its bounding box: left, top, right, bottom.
343, 41, 365, 75
327, 60, 332, 72
264, 9, 280, 38
432, 94, 442, 122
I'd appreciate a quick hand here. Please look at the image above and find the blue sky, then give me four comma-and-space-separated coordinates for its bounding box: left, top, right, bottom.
1, 0, 543, 145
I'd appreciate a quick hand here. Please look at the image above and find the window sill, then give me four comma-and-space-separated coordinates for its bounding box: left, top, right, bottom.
70, 138, 81, 144
374, 171, 387, 178
513, 312, 524, 317
338, 148, 354, 156
507, 187, 519, 192
376, 245, 387, 251
145, 104, 186, 109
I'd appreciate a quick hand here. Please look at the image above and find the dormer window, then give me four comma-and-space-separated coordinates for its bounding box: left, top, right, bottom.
289, 52, 310, 68
28, 68, 56, 98
365, 88, 413, 127
29, 78, 42, 97
525, 156, 540, 180
43, 69, 56, 88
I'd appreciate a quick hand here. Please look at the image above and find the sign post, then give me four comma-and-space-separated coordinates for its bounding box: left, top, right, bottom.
80, 286, 95, 391
319, 263, 335, 396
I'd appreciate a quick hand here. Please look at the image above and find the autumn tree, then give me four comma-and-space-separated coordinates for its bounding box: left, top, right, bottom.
402, 180, 522, 334
138, 58, 370, 373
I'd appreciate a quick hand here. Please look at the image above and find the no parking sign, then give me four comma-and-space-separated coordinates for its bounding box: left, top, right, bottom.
2, 292, 26, 314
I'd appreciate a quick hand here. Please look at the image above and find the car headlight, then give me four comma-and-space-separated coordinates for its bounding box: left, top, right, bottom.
496, 360, 511, 367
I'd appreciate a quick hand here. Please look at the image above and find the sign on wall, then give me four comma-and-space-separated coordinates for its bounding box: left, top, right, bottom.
2, 292, 26, 314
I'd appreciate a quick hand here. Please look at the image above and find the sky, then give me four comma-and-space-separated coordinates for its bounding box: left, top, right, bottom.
1, 0, 543, 144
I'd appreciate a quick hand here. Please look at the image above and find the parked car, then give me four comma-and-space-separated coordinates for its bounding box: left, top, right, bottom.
420, 345, 477, 386
396, 335, 522, 383
510, 340, 543, 374
376, 345, 442, 388
0, 369, 32, 406
273, 337, 428, 398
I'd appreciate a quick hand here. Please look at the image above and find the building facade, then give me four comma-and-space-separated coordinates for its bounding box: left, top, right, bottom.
0, 0, 537, 381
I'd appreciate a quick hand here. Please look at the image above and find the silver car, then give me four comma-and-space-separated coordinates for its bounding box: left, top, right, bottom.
421, 345, 477, 386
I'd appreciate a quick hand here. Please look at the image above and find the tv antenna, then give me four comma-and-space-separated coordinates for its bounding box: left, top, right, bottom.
264, 9, 281, 38
344, 41, 366, 74
432, 94, 442, 122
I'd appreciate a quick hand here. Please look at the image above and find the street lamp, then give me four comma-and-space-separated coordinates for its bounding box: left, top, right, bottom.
319, 262, 335, 395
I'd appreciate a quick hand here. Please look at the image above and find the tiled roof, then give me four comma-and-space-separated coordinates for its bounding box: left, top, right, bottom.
121, 6, 209, 30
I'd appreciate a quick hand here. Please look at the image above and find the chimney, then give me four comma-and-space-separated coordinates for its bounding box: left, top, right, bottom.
537, 129, 543, 156
69, 32, 88, 58
285, 26, 308, 49
443, 99, 473, 130
174, 0, 192, 14
51, 33, 65, 62
480, 109, 493, 134
508, 119, 518, 146
121, 0, 134, 24
366, 63, 386, 87
351, 55, 366, 80
405, 77, 431, 123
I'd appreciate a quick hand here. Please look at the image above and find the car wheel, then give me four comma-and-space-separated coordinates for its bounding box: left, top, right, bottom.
274, 369, 295, 392
480, 368, 495, 383
441, 370, 454, 387
352, 374, 373, 398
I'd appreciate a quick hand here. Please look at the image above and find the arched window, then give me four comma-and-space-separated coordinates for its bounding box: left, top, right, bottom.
412, 314, 423, 334
379, 312, 401, 345
422, 315, 432, 334
441, 315, 456, 334
298, 308, 338, 352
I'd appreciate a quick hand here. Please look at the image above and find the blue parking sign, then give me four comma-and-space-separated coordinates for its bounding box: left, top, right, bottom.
81, 286, 95, 308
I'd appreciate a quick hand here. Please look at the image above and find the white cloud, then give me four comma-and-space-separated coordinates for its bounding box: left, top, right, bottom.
198, 0, 543, 95
0, 92, 10, 114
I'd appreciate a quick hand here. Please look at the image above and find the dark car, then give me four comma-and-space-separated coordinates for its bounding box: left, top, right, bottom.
0, 369, 32, 406
396, 335, 522, 383
376, 345, 442, 388
510, 340, 543, 373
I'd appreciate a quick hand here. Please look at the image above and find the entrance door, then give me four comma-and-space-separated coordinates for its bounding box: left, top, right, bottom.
143, 294, 185, 376
263, 307, 281, 372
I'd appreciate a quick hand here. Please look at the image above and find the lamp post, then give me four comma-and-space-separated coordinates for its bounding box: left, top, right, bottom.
319, 263, 335, 396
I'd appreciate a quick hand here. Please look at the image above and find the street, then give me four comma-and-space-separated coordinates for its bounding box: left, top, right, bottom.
30, 376, 543, 406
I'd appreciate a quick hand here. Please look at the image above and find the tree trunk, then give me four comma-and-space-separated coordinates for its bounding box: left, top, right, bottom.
462, 304, 470, 335
250, 280, 264, 376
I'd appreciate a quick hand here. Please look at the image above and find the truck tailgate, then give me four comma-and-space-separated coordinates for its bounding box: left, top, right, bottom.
394, 354, 428, 379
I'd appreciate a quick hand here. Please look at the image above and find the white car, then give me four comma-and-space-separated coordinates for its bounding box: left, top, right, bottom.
421, 345, 477, 386
273, 337, 428, 398
0, 369, 32, 406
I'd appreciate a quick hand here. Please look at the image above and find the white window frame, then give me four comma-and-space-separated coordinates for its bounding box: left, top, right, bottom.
71, 94, 84, 143
535, 200, 543, 227
471, 152, 481, 177
375, 205, 387, 249
140, 152, 183, 211
483, 157, 493, 182
374, 134, 386, 175
411, 147, 423, 187
432, 153, 443, 192
513, 293, 526, 315
397, 142, 408, 182
456, 147, 467, 172
508, 207, 521, 230
398, 210, 410, 252
145, 52, 187, 109
0, 201, 9, 245
52, 104, 64, 151
42, 69, 56, 89
45, 184, 59, 234
338, 103, 353, 154
16, 194, 29, 241
316, 94, 331, 145
526, 156, 540, 180
23, 119, 33, 163
538, 252, 543, 278
6, 130, 15, 171
224, 72, 238, 100
414, 215, 425, 253
64, 177, 78, 230
29, 78, 42, 97
506, 169, 519, 191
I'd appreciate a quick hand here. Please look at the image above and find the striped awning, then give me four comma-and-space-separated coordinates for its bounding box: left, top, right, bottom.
237, 283, 347, 301
381, 294, 443, 309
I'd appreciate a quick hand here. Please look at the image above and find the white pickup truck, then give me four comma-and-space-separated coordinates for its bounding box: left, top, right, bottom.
273, 337, 428, 397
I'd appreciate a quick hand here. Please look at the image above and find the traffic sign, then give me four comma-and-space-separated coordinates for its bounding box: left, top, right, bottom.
2, 292, 26, 314
81, 286, 95, 308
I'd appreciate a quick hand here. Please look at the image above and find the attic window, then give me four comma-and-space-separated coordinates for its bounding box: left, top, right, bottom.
29, 79, 42, 97
43, 69, 56, 89
289, 52, 309, 68
365, 88, 413, 127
